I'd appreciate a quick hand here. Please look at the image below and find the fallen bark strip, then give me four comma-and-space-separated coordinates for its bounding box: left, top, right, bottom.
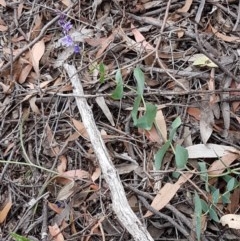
63, 63, 154, 241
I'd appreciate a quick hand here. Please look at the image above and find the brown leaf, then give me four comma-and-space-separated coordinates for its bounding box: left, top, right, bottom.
96, 34, 114, 58
187, 107, 201, 120
155, 109, 167, 141
49, 224, 65, 241
30, 14, 42, 40
30, 39, 45, 75
18, 64, 32, 84
29, 96, 40, 114
131, 23, 154, 51
177, 0, 193, 13
200, 107, 214, 144
57, 180, 75, 201
208, 153, 239, 176
211, 25, 240, 43
0, 199, 12, 224
0, 24, 7, 31
0, 0, 6, 7
144, 173, 193, 217
72, 118, 89, 140
95, 96, 115, 126
60, 0, 73, 7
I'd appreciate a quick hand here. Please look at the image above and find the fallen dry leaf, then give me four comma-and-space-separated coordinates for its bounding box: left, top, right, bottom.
72, 118, 89, 140
200, 107, 214, 144
131, 23, 154, 51
211, 25, 240, 43
208, 152, 239, 176
61, 0, 72, 7
0, 199, 12, 224
220, 214, 240, 229
18, 64, 32, 84
49, 223, 65, 241
186, 144, 239, 159
0, 0, 6, 7
95, 96, 115, 126
30, 39, 45, 75
177, 0, 193, 13
154, 109, 167, 141
144, 173, 193, 217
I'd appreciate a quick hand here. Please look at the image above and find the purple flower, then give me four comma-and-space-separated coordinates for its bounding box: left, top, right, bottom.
61, 35, 74, 47
61, 21, 72, 34
74, 45, 80, 53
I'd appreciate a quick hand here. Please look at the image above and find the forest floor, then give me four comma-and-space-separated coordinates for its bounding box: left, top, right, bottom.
1, 0, 240, 240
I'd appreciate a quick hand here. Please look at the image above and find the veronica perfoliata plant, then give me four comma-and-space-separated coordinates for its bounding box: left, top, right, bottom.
58, 13, 80, 53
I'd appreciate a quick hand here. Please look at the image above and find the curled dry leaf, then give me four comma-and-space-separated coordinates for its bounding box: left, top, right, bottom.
220, 214, 240, 229
177, 0, 193, 13
211, 25, 240, 43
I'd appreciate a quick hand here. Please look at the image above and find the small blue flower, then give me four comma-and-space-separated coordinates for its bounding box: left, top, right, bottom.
74, 45, 80, 53
62, 21, 72, 34
61, 35, 74, 47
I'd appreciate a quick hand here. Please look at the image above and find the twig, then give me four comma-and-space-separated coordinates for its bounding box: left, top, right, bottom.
63, 63, 154, 241
137, 195, 191, 239
154, 0, 188, 91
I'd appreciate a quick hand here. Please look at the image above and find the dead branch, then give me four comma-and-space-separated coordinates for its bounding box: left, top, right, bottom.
63, 63, 154, 241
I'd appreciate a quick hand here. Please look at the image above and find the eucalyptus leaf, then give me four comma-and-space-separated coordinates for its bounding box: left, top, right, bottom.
134, 67, 145, 96
154, 140, 171, 170
227, 177, 236, 192
209, 207, 219, 222
131, 95, 142, 124
134, 103, 157, 130
111, 70, 123, 100
169, 116, 181, 141
175, 144, 188, 169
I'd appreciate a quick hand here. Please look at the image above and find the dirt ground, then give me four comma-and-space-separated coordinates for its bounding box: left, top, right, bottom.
1, 0, 240, 241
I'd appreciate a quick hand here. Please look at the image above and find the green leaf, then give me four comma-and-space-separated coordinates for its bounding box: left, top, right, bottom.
175, 144, 188, 169
212, 189, 220, 204
194, 191, 202, 241
131, 95, 142, 125
227, 177, 236, 192
134, 103, 157, 130
11, 233, 32, 241
209, 207, 219, 222
169, 116, 181, 141
111, 70, 123, 100
99, 62, 105, 83
198, 162, 209, 192
154, 140, 171, 170
222, 192, 231, 204
200, 199, 209, 213
134, 67, 145, 96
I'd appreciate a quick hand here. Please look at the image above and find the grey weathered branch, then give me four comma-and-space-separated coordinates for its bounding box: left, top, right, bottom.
63, 63, 154, 241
